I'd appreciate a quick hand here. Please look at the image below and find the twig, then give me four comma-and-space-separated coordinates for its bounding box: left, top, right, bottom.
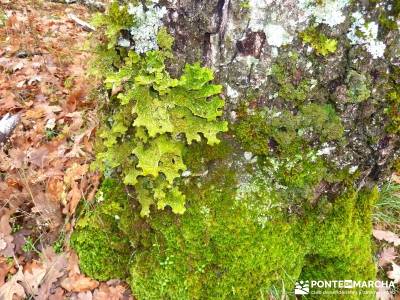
67, 13, 95, 32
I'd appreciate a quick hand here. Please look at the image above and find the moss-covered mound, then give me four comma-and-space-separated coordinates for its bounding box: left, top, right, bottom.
72, 160, 377, 299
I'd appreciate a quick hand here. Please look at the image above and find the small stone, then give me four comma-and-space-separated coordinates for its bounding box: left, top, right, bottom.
181, 170, 191, 177
349, 166, 358, 174
244, 151, 253, 161
45, 118, 56, 130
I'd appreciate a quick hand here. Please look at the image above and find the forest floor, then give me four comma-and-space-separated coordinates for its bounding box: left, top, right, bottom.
0, 0, 133, 299
0, 0, 399, 299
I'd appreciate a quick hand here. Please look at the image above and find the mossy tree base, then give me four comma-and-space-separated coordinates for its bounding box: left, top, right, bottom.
72, 148, 378, 299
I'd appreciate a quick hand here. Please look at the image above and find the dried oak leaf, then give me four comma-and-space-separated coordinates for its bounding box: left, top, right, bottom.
0, 268, 26, 300
0, 209, 15, 257
67, 181, 82, 215
93, 283, 126, 300
387, 262, 400, 283
61, 274, 99, 292
73, 291, 93, 300
22, 261, 47, 296
36, 247, 67, 300
376, 285, 394, 300
379, 247, 398, 267
373, 230, 400, 246
0, 257, 12, 286
64, 163, 88, 187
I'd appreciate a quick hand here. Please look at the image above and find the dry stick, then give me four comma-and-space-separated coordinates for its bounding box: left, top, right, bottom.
67, 13, 95, 32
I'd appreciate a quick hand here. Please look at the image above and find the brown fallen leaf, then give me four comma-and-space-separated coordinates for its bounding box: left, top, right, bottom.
373, 230, 400, 246
93, 283, 126, 300
46, 177, 64, 202
61, 274, 99, 292
64, 163, 89, 187
0, 209, 15, 257
22, 261, 47, 296
379, 247, 398, 267
0, 257, 12, 286
67, 181, 83, 215
48, 287, 64, 300
65, 87, 86, 113
0, 268, 26, 300
376, 285, 394, 300
74, 291, 94, 300
28, 146, 49, 168
391, 173, 400, 184
387, 262, 400, 283
67, 250, 81, 276
36, 247, 67, 300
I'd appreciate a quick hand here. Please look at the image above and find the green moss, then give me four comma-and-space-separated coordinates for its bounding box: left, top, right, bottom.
126, 166, 378, 299
300, 26, 338, 57
73, 2, 382, 298
271, 62, 312, 103
299, 188, 378, 299
234, 104, 344, 156
183, 139, 233, 173
70, 179, 136, 281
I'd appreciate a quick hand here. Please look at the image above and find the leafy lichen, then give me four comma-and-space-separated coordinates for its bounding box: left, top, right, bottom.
91, 4, 227, 217
300, 26, 338, 56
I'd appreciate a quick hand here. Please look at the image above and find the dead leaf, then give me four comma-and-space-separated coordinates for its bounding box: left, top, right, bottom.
61, 274, 99, 292
48, 287, 64, 300
379, 247, 398, 267
0, 268, 26, 300
0, 210, 15, 257
75, 291, 94, 300
0, 257, 12, 286
36, 247, 67, 300
93, 283, 126, 300
66, 88, 86, 113
67, 181, 82, 215
387, 262, 400, 283
391, 173, 400, 184
28, 146, 49, 168
376, 285, 394, 300
46, 177, 64, 202
64, 163, 88, 187
67, 251, 81, 276
373, 230, 400, 246
22, 261, 47, 296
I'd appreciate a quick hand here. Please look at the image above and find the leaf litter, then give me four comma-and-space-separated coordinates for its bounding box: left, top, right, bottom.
0, 0, 131, 298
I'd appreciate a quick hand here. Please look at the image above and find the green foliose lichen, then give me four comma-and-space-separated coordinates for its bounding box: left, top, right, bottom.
90, 3, 227, 217
300, 26, 338, 57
